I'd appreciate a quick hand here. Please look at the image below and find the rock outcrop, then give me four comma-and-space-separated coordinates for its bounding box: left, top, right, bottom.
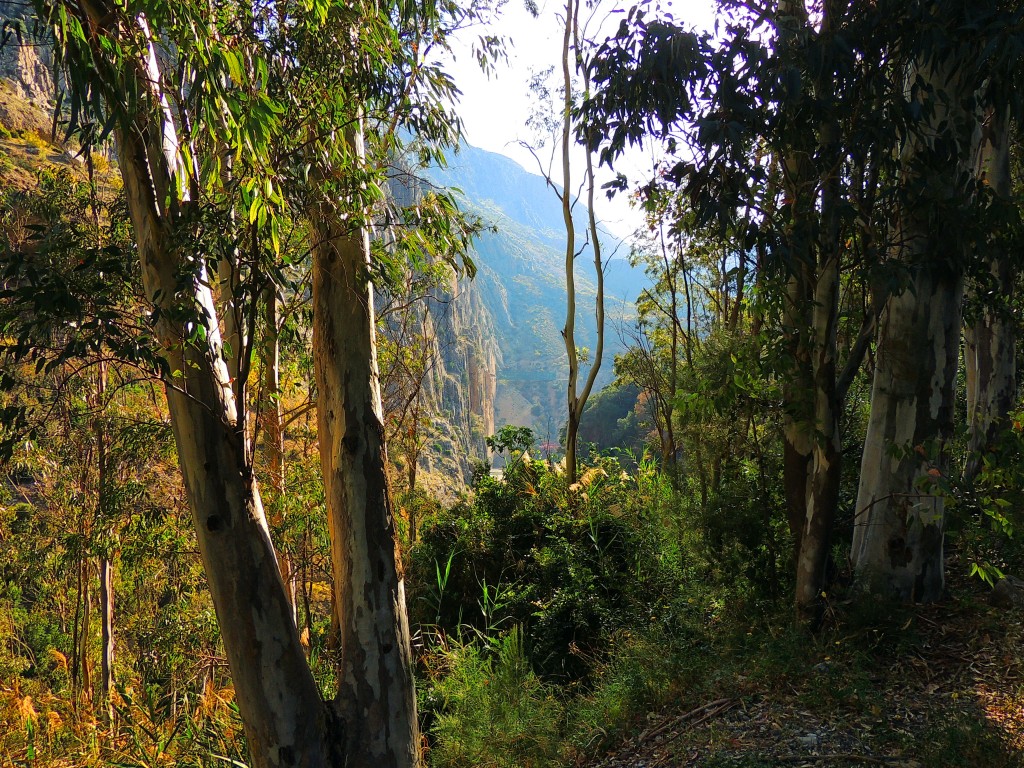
0, 3, 53, 108
396, 271, 498, 496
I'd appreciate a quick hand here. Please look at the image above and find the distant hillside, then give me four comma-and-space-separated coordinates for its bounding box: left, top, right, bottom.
426, 142, 648, 438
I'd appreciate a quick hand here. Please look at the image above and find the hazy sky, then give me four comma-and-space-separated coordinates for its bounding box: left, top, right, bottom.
445, 0, 716, 238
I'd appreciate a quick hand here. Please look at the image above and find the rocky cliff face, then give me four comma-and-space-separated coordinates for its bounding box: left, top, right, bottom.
425, 143, 647, 444
0, 3, 53, 108
402, 271, 498, 493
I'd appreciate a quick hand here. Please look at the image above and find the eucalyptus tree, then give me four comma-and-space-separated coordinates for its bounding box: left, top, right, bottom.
964, 110, 1019, 482
850, 4, 1022, 602
586, 0, 1024, 608
28, 0, 478, 765
523, 0, 606, 484
583, 0, 915, 619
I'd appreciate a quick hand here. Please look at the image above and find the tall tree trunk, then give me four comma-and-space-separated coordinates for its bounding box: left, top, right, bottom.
560, 0, 581, 484
78, 6, 331, 765
851, 57, 977, 602
310, 122, 419, 768
99, 556, 114, 722
795, 252, 841, 619
852, 267, 963, 601
777, 0, 815, 564
965, 110, 1015, 481
262, 284, 297, 622
79, 559, 92, 703
560, 0, 604, 484
95, 357, 114, 722
794, 7, 845, 622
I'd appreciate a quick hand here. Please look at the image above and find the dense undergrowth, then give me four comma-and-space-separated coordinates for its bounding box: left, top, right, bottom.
3, 429, 1024, 767
0, 160, 1022, 764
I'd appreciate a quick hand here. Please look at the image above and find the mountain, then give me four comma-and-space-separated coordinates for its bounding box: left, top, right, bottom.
0, 26, 650, 492
425, 142, 649, 444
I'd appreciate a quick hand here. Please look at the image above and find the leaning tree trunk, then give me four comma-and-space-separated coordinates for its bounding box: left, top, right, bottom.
310, 123, 419, 768
851, 58, 977, 603
965, 110, 1016, 481
72, 6, 332, 766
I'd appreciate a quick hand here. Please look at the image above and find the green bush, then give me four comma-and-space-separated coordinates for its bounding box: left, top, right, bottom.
409, 455, 685, 682
428, 627, 565, 768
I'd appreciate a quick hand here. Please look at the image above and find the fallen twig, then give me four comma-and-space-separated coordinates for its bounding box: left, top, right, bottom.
649, 700, 737, 767
633, 698, 732, 746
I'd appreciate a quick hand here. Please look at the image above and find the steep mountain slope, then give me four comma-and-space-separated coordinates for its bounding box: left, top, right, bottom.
428, 142, 647, 439
0, 23, 647, 488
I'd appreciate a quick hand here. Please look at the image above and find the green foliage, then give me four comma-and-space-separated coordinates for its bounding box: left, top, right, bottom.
947, 414, 1024, 583
427, 627, 565, 768
576, 383, 647, 460
486, 424, 535, 457
411, 455, 684, 682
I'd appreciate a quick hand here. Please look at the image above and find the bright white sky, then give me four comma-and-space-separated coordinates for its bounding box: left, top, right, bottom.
445, 0, 717, 239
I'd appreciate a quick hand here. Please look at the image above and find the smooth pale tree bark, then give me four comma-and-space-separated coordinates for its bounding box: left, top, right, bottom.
852, 60, 976, 602
95, 358, 114, 722
261, 284, 298, 623
67, 4, 332, 765
310, 123, 420, 768
852, 267, 963, 601
99, 556, 114, 720
965, 110, 1015, 481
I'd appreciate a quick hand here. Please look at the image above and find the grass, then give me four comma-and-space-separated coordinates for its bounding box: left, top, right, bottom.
418, 574, 1024, 768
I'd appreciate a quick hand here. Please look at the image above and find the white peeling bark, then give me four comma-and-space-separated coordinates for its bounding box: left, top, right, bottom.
965, 110, 1016, 480
852, 266, 962, 601
74, 3, 332, 765
851, 55, 977, 602
310, 123, 419, 768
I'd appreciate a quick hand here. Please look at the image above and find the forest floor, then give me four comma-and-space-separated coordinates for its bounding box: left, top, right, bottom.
587, 575, 1024, 768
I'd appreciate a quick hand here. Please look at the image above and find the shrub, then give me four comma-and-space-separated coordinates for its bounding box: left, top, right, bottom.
410, 454, 685, 682
427, 627, 565, 768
